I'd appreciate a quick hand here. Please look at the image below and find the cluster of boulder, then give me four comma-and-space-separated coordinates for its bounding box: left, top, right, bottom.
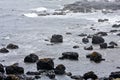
0, 43, 19, 53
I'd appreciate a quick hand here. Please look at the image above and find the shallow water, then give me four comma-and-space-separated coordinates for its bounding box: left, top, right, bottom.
0, 0, 120, 80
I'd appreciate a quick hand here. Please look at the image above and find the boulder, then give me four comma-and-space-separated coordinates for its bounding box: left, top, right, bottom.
6, 44, 19, 49
100, 43, 107, 49
82, 38, 89, 44
24, 54, 39, 63
55, 64, 66, 75
86, 52, 104, 63
6, 65, 24, 74
83, 71, 98, 80
92, 36, 105, 44
0, 64, 4, 73
109, 71, 120, 78
0, 48, 9, 53
59, 52, 79, 60
50, 34, 63, 43
36, 58, 54, 70
84, 46, 93, 50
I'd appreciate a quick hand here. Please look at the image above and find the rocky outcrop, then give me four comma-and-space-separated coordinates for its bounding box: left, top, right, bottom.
59, 52, 79, 60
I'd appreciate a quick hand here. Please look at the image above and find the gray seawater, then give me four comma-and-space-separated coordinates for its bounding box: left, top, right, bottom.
0, 0, 120, 80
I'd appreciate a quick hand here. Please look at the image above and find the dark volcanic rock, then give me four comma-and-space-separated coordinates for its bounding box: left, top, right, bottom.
6, 65, 24, 74
26, 71, 41, 75
50, 34, 63, 43
36, 58, 54, 70
71, 75, 83, 80
59, 52, 79, 60
92, 36, 105, 44
0, 48, 9, 53
78, 33, 87, 37
112, 24, 120, 28
109, 41, 118, 46
107, 45, 114, 48
95, 32, 108, 36
73, 45, 79, 49
82, 38, 89, 44
100, 43, 108, 49
0, 64, 4, 73
6, 43, 19, 49
86, 52, 104, 63
84, 46, 93, 50
109, 71, 120, 78
55, 64, 66, 75
24, 54, 39, 63
83, 71, 98, 80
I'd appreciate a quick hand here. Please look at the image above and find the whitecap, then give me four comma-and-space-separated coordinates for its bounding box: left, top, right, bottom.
31, 7, 47, 12
23, 13, 38, 17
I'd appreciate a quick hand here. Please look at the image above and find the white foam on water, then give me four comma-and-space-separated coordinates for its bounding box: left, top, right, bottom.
23, 13, 38, 17
31, 7, 47, 12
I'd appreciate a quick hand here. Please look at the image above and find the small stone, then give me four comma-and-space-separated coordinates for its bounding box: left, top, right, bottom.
71, 75, 83, 80
109, 41, 118, 46
6, 43, 19, 49
50, 34, 63, 43
92, 36, 105, 44
100, 43, 107, 49
82, 38, 89, 44
78, 33, 87, 37
73, 45, 79, 49
84, 46, 93, 50
55, 64, 66, 75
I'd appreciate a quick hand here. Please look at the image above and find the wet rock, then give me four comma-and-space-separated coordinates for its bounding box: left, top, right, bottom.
99, 77, 110, 80
109, 41, 118, 46
86, 52, 104, 63
37, 58, 54, 70
50, 34, 63, 43
87, 35, 93, 38
110, 30, 118, 32
82, 38, 89, 44
6, 44, 19, 49
53, 11, 66, 15
26, 71, 41, 75
98, 19, 109, 22
59, 52, 79, 60
0, 48, 9, 53
95, 32, 108, 36
84, 46, 93, 50
5, 75, 20, 80
73, 45, 79, 49
112, 24, 120, 28
100, 43, 107, 49
117, 33, 120, 36
92, 36, 105, 44
78, 33, 87, 37
34, 75, 41, 79
46, 71, 55, 79
0, 64, 4, 73
66, 72, 72, 76
107, 45, 114, 48
71, 75, 83, 80
109, 71, 120, 78
24, 53, 39, 63
0, 73, 4, 80
83, 71, 98, 80
6, 65, 24, 74
55, 64, 66, 75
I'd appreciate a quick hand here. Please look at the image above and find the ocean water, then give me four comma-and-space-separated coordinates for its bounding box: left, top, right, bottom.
1, 0, 120, 80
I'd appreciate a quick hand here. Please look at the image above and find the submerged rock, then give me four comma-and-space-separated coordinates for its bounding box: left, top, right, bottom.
78, 33, 87, 37
55, 64, 66, 75
86, 52, 104, 63
6, 43, 19, 49
6, 65, 24, 74
82, 38, 89, 44
112, 24, 120, 28
95, 32, 108, 36
0, 48, 9, 53
83, 71, 98, 80
98, 19, 109, 22
71, 75, 83, 80
84, 46, 93, 50
59, 52, 79, 60
0, 64, 4, 73
24, 53, 39, 63
36, 58, 54, 70
50, 34, 63, 43
92, 36, 105, 44
109, 41, 118, 46
73, 45, 79, 49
